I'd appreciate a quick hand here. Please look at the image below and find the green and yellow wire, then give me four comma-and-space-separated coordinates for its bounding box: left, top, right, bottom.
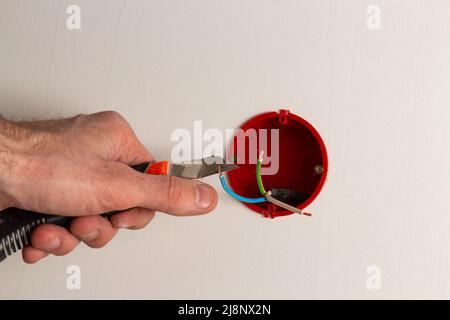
256, 151, 266, 196
256, 151, 308, 215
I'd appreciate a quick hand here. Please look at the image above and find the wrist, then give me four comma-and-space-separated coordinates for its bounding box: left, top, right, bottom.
0, 116, 50, 154
0, 116, 30, 151
0, 117, 26, 210
0, 151, 16, 210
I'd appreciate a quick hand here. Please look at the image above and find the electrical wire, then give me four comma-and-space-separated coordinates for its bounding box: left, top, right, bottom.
256, 151, 266, 196
219, 174, 267, 204
265, 190, 308, 215
219, 158, 310, 215
255, 151, 310, 216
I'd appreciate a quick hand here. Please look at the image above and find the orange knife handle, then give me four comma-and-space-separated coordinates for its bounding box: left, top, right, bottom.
143, 161, 170, 175
130, 161, 169, 175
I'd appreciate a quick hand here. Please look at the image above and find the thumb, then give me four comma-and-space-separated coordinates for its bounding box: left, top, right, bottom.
129, 172, 218, 216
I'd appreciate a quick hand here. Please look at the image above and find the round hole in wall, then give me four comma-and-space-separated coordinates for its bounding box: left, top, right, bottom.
226, 109, 328, 218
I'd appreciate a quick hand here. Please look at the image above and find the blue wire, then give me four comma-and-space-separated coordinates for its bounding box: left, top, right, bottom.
219, 175, 267, 203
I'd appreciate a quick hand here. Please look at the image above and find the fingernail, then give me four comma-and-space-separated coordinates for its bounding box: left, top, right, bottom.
113, 221, 129, 229
43, 237, 60, 251
195, 184, 215, 209
78, 230, 99, 241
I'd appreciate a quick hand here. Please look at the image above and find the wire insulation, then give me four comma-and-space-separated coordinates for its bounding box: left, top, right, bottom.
219, 175, 267, 203
265, 190, 307, 215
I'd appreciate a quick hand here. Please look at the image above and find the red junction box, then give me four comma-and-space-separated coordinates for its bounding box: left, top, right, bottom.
226, 109, 328, 218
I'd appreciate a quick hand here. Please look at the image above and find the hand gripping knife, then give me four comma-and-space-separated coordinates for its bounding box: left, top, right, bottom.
0, 156, 237, 263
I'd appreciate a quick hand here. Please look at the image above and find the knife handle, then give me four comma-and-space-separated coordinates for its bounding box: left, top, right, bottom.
0, 161, 167, 263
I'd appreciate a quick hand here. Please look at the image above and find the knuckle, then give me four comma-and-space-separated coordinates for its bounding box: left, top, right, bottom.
95, 111, 132, 141
23, 258, 37, 264
73, 113, 87, 123
166, 176, 183, 204
158, 176, 183, 210
70, 114, 90, 129
71, 112, 127, 134
93, 164, 135, 212
79, 111, 128, 133
86, 242, 106, 249
86, 238, 111, 249
97, 111, 125, 125
54, 250, 73, 257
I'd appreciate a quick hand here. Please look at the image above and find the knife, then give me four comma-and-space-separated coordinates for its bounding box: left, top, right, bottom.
0, 156, 238, 263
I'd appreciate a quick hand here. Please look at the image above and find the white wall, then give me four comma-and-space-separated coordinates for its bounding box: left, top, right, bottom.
0, 0, 449, 299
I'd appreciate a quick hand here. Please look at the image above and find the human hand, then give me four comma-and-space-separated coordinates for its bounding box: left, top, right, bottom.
0, 111, 217, 263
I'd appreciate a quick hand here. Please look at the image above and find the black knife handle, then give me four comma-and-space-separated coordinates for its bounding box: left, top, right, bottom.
0, 162, 150, 264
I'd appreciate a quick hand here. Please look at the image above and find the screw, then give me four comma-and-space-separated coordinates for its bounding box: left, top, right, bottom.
314, 164, 323, 174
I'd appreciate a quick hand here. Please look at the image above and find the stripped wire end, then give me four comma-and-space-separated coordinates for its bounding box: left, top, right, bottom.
258, 150, 264, 162
256, 151, 267, 196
